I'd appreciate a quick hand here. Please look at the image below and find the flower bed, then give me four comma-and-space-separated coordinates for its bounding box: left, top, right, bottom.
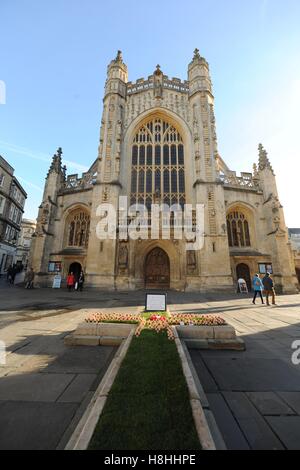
136, 316, 175, 340
169, 313, 227, 326
84, 311, 227, 342
86, 312, 140, 324
88, 330, 202, 450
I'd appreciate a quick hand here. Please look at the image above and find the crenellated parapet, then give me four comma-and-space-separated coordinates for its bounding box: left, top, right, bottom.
127, 75, 189, 96
220, 171, 261, 191
59, 172, 96, 194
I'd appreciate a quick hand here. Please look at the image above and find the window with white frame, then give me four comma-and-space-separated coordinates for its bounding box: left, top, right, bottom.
0, 174, 4, 187
0, 195, 5, 214
4, 225, 11, 241
9, 204, 15, 221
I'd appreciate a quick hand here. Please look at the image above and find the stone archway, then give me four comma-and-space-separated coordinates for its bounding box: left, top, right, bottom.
145, 247, 170, 290
236, 263, 252, 292
69, 262, 82, 281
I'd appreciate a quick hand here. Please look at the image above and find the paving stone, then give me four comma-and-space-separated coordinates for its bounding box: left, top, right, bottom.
202, 357, 300, 391
266, 417, 300, 450
278, 392, 300, 414
46, 345, 116, 374
0, 373, 74, 402
58, 374, 97, 403
0, 401, 78, 450
207, 393, 250, 450
246, 392, 295, 416
222, 392, 284, 450
176, 326, 214, 340
188, 350, 218, 392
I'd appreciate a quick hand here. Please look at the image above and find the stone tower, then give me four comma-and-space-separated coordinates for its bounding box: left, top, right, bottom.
85, 51, 128, 288
30, 148, 65, 276
256, 144, 298, 293
187, 49, 232, 290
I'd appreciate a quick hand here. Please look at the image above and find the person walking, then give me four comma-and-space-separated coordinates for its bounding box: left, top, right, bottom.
77, 271, 85, 292
6, 266, 13, 284
252, 274, 264, 305
11, 265, 17, 284
262, 272, 276, 306
67, 272, 75, 292
25, 268, 35, 289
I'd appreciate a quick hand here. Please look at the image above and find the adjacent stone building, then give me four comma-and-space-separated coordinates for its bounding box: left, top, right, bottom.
0, 155, 27, 274
15, 219, 36, 269
30, 50, 299, 293
289, 229, 300, 284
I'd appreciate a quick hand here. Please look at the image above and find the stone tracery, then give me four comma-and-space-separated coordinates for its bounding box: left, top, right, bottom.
130, 117, 186, 209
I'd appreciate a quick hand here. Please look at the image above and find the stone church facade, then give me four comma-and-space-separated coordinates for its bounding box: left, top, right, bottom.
30, 50, 299, 293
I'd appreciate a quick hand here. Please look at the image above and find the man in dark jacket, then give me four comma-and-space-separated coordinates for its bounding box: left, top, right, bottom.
262, 272, 276, 306
77, 271, 85, 292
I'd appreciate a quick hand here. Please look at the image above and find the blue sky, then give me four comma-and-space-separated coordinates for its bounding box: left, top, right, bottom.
0, 0, 299, 225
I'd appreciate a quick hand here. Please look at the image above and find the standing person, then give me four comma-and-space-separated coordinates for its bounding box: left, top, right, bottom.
252, 274, 264, 305
11, 265, 17, 285
77, 271, 85, 292
25, 268, 35, 289
262, 272, 276, 306
6, 266, 13, 284
67, 272, 75, 292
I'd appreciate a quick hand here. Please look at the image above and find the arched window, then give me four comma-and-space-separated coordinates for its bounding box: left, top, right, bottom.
227, 211, 251, 248
66, 210, 90, 248
130, 118, 185, 208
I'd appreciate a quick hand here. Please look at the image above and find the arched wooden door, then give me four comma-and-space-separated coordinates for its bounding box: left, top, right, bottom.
145, 248, 170, 290
236, 263, 252, 292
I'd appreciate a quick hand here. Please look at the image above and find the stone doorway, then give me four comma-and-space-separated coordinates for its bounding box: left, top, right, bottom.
145, 247, 170, 290
236, 263, 252, 292
69, 262, 82, 282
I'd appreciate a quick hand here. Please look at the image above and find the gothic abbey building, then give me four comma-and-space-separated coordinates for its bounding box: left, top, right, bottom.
30, 50, 299, 293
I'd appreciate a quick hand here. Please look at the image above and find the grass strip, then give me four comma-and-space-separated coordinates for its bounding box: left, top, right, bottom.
88, 330, 201, 450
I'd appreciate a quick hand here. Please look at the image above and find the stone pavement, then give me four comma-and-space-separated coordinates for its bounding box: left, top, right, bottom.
0, 305, 118, 450
0, 283, 300, 450
170, 294, 300, 450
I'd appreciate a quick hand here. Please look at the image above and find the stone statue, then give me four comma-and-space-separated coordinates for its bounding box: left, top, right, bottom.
119, 245, 128, 267
41, 204, 50, 225
154, 65, 163, 98
115, 50, 123, 63
193, 48, 201, 60
187, 250, 196, 267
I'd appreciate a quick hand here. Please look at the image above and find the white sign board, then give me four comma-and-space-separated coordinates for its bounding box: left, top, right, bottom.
52, 275, 62, 289
145, 294, 167, 312
238, 278, 248, 294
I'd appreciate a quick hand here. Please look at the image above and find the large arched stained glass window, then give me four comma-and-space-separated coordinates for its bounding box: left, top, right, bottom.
130, 118, 185, 209
66, 210, 90, 248
227, 211, 251, 248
